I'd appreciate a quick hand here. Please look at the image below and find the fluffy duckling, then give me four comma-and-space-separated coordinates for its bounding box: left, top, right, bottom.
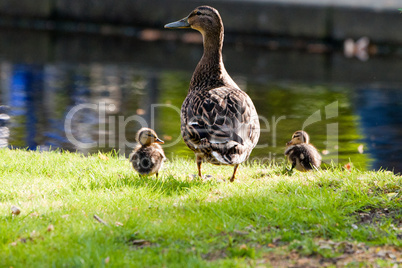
129, 128, 166, 178
285, 130, 321, 171
165, 6, 260, 182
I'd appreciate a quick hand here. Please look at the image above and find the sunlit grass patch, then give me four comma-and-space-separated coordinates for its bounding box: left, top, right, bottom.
0, 148, 401, 267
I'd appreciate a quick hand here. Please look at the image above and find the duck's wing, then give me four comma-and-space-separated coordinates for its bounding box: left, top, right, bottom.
129, 143, 142, 162
181, 87, 260, 163
306, 144, 322, 168
150, 144, 166, 161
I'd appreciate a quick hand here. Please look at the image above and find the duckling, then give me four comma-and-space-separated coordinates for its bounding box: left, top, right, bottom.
285, 130, 321, 172
129, 128, 166, 178
165, 6, 260, 182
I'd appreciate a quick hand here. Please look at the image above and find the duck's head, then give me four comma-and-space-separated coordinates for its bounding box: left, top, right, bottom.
164, 6, 223, 36
136, 128, 164, 146
286, 130, 310, 146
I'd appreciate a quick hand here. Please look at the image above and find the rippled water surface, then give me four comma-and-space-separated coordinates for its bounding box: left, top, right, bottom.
0, 30, 401, 172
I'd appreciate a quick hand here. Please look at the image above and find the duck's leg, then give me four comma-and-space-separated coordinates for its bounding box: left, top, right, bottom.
229, 164, 239, 182
286, 162, 295, 172
196, 155, 202, 177
290, 162, 295, 171
156, 172, 159, 178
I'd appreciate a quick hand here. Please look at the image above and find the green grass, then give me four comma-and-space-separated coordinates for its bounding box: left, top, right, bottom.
0, 149, 401, 267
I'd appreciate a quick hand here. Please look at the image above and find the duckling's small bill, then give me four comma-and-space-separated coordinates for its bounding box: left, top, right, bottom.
155, 138, 164, 144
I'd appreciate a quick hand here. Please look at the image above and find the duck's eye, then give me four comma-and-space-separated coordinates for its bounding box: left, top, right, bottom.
196, 11, 202, 15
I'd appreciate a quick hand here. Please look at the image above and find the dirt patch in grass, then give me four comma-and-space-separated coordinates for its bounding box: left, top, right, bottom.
202, 249, 228, 261
201, 240, 402, 267
355, 207, 402, 228
259, 242, 402, 267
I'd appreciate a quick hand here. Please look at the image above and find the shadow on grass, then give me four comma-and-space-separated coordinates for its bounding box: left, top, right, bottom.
121, 174, 217, 196
71, 173, 217, 196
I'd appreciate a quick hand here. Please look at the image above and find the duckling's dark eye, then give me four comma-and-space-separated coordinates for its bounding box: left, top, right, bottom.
196, 11, 202, 15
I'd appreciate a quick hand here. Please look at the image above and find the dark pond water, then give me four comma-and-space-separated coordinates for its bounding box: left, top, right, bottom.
0, 29, 401, 172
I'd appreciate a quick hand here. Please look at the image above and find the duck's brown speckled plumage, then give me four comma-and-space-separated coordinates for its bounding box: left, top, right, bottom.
285, 130, 321, 171
165, 6, 260, 181
129, 128, 166, 177
182, 87, 259, 165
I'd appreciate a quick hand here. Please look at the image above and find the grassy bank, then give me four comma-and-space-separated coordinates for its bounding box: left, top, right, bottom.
0, 149, 401, 267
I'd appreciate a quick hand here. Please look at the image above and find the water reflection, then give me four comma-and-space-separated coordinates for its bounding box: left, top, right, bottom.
0, 61, 370, 170
0, 105, 10, 147
0, 32, 400, 172
0, 62, 157, 154
354, 87, 402, 173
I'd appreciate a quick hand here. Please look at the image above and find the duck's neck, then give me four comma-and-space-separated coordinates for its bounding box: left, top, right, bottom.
190, 30, 238, 91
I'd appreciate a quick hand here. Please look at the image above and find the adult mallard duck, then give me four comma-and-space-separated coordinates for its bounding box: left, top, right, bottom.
165, 6, 260, 182
129, 128, 166, 178
285, 130, 321, 172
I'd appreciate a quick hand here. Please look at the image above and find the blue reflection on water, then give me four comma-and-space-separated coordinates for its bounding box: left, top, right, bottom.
10, 65, 41, 149
354, 87, 402, 173
0, 61, 401, 173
